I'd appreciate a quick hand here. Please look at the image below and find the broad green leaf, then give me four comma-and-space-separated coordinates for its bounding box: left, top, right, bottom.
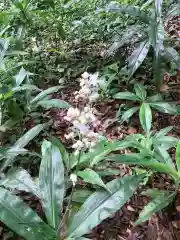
155, 147, 174, 167
149, 102, 177, 114
153, 136, 178, 149
147, 94, 162, 102
0, 187, 55, 240
148, 21, 164, 58
72, 189, 93, 203
128, 40, 150, 78
12, 84, 40, 92
37, 99, 71, 109
166, 4, 180, 19
108, 154, 180, 179
89, 140, 131, 166
0, 124, 45, 171
39, 140, 64, 229
50, 136, 69, 167
165, 47, 180, 70
57, 24, 65, 40
68, 174, 145, 238
141, 0, 153, 9
113, 91, 140, 101
0, 168, 41, 198
155, 0, 163, 17
107, 27, 138, 56
136, 193, 175, 225
176, 141, 180, 172
14, 124, 45, 149
120, 107, 139, 123
141, 189, 167, 198
106, 4, 151, 23
15, 67, 27, 86
154, 126, 173, 138
139, 103, 152, 133
134, 83, 147, 100
96, 168, 120, 177
77, 168, 108, 190
30, 86, 62, 104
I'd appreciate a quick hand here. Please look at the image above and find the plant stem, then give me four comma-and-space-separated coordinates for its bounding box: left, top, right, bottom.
56, 150, 81, 237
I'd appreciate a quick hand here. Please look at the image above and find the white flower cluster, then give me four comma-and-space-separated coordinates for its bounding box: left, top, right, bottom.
74, 72, 99, 102
64, 106, 100, 154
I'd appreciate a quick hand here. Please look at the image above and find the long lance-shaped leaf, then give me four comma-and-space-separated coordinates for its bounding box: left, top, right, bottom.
1, 124, 45, 171
165, 47, 180, 70
136, 192, 175, 225
107, 27, 138, 56
39, 140, 65, 229
108, 154, 180, 180
30, 86, 62, 104
0, 187, 55, 240
155, 0, 163, 18
139, 103, 152, 134
68, 174, 145, 238
166, 4, 180, 19
106, 3, 151, 23
0, 168, 41, 198
127, 40, 150, 78
176, 141, 180, 172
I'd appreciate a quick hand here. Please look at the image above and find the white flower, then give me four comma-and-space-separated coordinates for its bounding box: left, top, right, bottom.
31, 37, 36, 42
81, 72, 89, 79
89, 72, 99, 86
89, 93, 99, 102
70, 173, 77, 186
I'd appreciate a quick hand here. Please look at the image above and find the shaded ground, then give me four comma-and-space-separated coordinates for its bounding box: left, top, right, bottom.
0, 14, 180, 240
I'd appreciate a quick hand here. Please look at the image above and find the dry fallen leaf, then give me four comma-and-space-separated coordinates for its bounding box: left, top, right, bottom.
127, 127, 137, 134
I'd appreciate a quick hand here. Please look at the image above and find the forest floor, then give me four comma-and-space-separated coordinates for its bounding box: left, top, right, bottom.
0, 15, 180, 240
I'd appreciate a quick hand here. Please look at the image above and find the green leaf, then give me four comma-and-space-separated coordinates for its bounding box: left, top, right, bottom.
165, 47, 180, 70
12, 84, 40, 92
148, 21, 164, 58
153, 136, 178, 149
154, 126, 173, 138
72, 189, 93, 203
39, 140, 64, 229
120, 107, 139, 123
106, 4, 151, 23
50, 136, 69, 167
77, 168, 108, 190
107, 27, 138, 56
57, 24, 65, 40
155, 147, 174, 167
147, 94, 162, 102
149, 102, 177, 114
15, 67, 27, 86
139, 103, 152, 133
108, 154, 180, 179
136, 193, 175, 225
0, 168, 41, 198
166, 4, 180, 19
141, 189, 167, 198
0, 187, 54, 240
0, 124, 45, 171
30, 86, 62, 104
68, 174, 145, 238
37, 99, 71, 109
155, 0, 163, 17
134, 83, 147, 100
128, 40, 150, 78
14, 124, 45, 149
176, 141, 180, 172
114, 92, 140, 101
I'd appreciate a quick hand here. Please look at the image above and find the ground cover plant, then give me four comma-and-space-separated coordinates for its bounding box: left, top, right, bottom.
0, 0, 180, 239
